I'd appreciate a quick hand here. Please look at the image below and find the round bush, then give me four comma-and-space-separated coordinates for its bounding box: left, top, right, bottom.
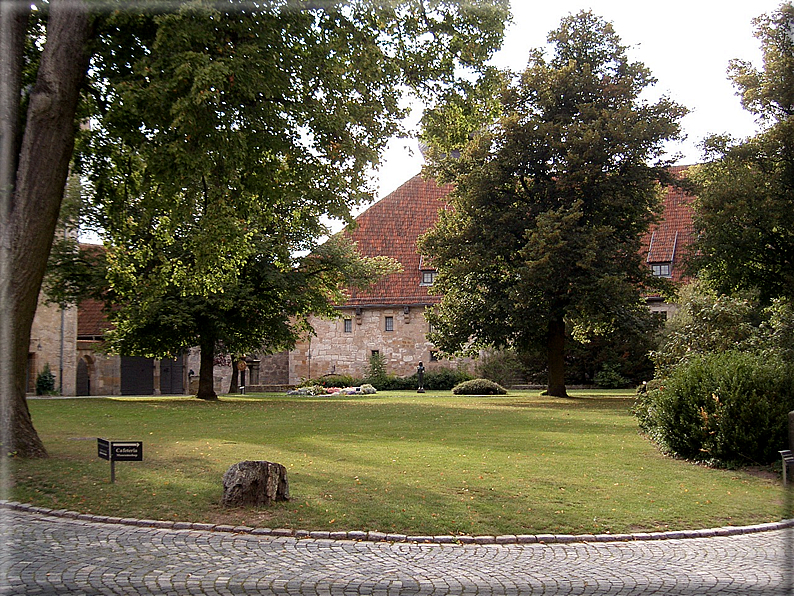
634, 351, 794, 465
452, 378, 507, 395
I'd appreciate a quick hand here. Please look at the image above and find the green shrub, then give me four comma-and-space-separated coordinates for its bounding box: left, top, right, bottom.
35, 364, 56, 396
423, 368, 472, 390
476, 350, 525, 387
594, 363, 629, 389
307, 375, 364, 389
633, 351, 794, 465
371, 374, 415, 391
452, 378, 507, 395
360, 366, 473, 392
364, 352, 388, 386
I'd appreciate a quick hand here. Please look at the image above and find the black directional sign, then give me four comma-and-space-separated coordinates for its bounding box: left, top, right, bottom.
97, 439, 143, 461
97, 438, 143, 483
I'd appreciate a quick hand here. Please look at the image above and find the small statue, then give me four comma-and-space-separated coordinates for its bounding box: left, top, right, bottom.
417, 362, 425, 393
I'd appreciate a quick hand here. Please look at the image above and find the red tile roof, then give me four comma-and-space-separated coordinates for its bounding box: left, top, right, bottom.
641, 165, 696, 285
344, 168, 697, 307
77, 298, 111, 338
343, 174, 453, 307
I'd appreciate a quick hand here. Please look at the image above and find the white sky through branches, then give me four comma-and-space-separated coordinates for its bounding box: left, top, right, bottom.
374, 0, 783, 200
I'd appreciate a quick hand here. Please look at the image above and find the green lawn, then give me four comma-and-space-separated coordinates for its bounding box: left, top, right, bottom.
10, 390, 786, 536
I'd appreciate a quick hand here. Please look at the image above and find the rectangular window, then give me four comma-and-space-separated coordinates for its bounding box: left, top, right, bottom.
430, 350, 439, 362
371, 350, 379, 358
421, 270, 437, 286
385, 316, 394, 332
344, 318, 352, 333
651, 263, 671, 277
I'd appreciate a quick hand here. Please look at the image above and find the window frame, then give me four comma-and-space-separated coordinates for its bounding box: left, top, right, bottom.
651, 262, 672, 278
420, 270, 437, 286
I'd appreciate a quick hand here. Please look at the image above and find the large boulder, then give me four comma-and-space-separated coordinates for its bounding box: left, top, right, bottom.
222, 460, 290, 508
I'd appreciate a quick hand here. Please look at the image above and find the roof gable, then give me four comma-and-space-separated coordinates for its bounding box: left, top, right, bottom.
345, 167, 697, 306
641, 165, 696, 284
343, 174, 452, 307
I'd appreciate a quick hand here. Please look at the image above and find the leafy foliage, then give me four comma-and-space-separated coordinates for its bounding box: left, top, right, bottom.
363, 352, 388, 386
593, 363, 629, 389
306, 375, 364, 389
475, 350, 526, 387
689, 3, 794, 303
312, 365, 471, 392
634, 351, 794, 465
51, 2, 508, 399
651, 281, 794, 375
35, 364, 56, 396
419, 11, 684, 397
452, 378, 507, 395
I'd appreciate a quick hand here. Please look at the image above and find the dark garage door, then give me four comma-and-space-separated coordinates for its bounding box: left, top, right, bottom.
159, 355, 184, 395
120, 356, 154, 395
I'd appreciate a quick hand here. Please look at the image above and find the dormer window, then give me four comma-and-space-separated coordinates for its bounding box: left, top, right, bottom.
421, 270, 437, 286
651, 262, 672, 278
419, 255, 437, 286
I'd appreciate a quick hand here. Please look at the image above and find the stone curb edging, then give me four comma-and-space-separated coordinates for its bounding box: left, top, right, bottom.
2, 500, 792, 545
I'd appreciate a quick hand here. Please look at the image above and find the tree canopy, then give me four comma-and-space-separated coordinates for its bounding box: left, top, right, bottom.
419, 11, 686, 397
689, 2, 794, 303
4, 0, 509, 454
73, 1, 508, 400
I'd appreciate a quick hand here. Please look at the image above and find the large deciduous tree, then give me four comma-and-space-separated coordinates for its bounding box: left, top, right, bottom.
690, 3, 794, 303
419, 11, 686, 397
7, 0, 508, 431
70, 2, 507, 400
2, 0, 92, 458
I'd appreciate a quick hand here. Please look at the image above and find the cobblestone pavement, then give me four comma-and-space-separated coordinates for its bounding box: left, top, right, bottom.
1, 508, 792, 595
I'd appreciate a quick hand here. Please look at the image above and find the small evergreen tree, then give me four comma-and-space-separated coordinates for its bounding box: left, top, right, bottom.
35, 364, 56, 396
364, 352, 388, 387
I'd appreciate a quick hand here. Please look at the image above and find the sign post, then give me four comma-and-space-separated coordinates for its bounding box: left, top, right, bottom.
97, 438, 143, 483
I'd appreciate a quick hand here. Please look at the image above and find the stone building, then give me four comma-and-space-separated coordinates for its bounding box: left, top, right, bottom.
70, 297, 190, 396
279, 167, 697, 385
27, 297, 77, 395
287, 175, 467, 384
643, 165, 696, 320
27, 168, 697, 394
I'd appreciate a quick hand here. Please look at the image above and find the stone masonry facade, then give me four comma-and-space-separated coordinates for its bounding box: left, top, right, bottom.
289, 306, 471, 384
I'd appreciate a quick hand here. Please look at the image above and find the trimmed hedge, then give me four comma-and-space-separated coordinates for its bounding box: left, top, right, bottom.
452, 378, 507, 395
633, 351, 794, 465
303, 368, 473, 392
308, 375, 364, 389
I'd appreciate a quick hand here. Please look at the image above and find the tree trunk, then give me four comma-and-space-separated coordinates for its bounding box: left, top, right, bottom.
546, 312, 568, 398
1, 1, 92, 458
196, 334, 218, 400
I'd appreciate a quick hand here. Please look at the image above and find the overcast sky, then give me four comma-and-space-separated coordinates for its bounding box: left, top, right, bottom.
373, 0, 784, 199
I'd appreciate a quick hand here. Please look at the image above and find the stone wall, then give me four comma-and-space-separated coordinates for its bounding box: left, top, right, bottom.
28, 296, 78, 395
76, 342, 121, 396
289, 306, 471, 384
257, 352, 290, 385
